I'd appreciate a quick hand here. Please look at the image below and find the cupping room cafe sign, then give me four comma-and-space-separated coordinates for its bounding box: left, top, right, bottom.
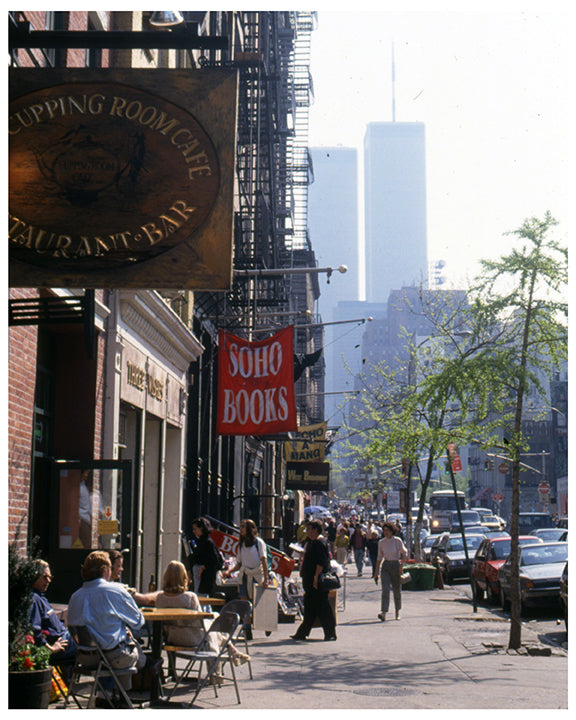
9, 69, 237, 288
217, 326, 297, 436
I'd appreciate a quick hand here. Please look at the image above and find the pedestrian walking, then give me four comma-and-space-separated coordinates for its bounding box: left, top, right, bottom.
366, 530, 380, 575
374, 521, 408, 621
189, 517, 223, 598
290, 520, 336, 642
334, 526, 350, 565
221, 518, 269, 639
350, 523, 367, 576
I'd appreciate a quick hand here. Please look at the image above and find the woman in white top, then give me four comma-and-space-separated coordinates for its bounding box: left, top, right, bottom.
374, 521, 408, 622
222, 519, 269, 639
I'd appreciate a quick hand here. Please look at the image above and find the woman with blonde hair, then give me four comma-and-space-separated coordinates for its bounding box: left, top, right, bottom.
151, 561, 249, 666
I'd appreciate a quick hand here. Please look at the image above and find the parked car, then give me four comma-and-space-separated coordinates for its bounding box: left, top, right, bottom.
529, 528, 566, 543
421, 533, 441, 563
560, 562, 568, 629
429, 532, 450, 565
509, 512, 553, 535
472, 535, 542, 604
436, 533, 486, 584
498, 542, 568, 611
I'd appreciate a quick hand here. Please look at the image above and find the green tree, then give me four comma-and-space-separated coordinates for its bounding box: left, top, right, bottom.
470, 212, 567, 649
340, 289, 505, 561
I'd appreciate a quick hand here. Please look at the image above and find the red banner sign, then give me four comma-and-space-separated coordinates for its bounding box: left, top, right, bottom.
216, 326, 297, 436
211, 528, 296, 578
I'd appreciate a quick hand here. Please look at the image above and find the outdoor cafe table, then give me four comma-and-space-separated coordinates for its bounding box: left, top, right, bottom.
141, 607, 214, 660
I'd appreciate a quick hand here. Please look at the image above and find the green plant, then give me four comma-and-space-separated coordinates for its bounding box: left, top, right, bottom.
10, 633, 51, 672
8, 532, 44, 663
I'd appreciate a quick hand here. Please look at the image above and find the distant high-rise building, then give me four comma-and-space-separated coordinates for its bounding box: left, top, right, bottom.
309, 147, 359, 420
309, 147, 359, 314
364, 122, 428, 303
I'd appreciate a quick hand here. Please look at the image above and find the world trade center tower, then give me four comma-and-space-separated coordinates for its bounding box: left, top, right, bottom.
364, 122, 428, 303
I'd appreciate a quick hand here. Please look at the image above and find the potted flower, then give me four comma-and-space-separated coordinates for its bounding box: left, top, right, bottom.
8, 536, 54, 708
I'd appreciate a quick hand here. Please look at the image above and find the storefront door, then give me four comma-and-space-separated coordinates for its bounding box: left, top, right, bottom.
48, 459, 133, 601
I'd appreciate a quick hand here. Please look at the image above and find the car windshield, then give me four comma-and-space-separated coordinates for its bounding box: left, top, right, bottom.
451, 511, 479, 522
492, 540, 512, 559
518, 515, 551, 532
532, 529, 564, 542
521, 544, 568, 566
448, 535, 483, 552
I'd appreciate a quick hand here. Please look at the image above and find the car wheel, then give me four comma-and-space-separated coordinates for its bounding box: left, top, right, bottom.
500, 586, 510, 611
472, 580, 484, 602
486, 583, 497, 605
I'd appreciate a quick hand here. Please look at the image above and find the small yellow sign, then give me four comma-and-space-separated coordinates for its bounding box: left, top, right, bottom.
98, 519, 119, 535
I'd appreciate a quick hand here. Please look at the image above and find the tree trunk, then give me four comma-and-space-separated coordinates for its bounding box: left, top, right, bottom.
508, 263, 537, 650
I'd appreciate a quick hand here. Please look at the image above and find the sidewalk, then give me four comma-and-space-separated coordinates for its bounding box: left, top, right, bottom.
53, 572, 568, 710
185, 573, 568, 710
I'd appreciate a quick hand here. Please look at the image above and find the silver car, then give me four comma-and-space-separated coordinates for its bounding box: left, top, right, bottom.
498, 542, 568, 611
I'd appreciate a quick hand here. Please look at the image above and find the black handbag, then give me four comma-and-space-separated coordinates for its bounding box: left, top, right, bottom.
318, 570, 341, 591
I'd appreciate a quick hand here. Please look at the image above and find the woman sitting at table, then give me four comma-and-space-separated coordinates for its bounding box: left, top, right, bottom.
141, 561, 249, 666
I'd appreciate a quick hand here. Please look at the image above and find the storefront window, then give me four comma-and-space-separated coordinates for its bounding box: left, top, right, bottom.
58, 467, 123, 550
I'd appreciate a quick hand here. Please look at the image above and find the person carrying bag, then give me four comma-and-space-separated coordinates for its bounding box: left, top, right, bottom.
373, 521, 408, 622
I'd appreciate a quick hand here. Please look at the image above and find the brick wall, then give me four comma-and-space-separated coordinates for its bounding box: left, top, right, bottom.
8, 288, 39, 544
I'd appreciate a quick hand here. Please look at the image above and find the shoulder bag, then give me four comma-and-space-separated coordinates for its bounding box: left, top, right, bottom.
317, 569, 341, 591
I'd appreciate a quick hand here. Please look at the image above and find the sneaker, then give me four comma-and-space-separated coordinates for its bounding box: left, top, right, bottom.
395, 610, 401, 620
378, 612, 386, 622
290, 634, 307, 641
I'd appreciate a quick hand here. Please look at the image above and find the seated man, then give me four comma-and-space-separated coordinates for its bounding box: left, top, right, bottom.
67, 551, 160, 706
30, 560, 77, 666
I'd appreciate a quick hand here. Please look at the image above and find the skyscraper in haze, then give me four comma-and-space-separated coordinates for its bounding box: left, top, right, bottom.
309, 147, 359, 315
364, 122, 428, 303
309, 147, 359, 422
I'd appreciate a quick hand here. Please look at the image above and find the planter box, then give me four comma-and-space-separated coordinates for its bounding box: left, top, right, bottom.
402, 564, 437, 591
9, 667, 52, 709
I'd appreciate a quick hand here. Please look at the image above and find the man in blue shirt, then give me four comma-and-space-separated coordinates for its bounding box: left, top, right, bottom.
67, 551, 149, 703
30, 560, 77, 664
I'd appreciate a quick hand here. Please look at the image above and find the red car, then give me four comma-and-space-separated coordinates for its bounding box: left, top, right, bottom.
472, 535, 542, 604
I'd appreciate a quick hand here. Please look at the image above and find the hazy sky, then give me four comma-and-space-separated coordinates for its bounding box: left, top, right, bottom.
308, 7, 572, 295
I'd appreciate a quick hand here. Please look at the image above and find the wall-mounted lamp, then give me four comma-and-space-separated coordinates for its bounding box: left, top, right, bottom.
149, 11, 184, 27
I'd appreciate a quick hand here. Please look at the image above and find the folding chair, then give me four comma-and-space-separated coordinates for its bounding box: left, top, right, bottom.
65, 625, 138, 709
166, 611, 241, 706
220, 599, 254, 679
